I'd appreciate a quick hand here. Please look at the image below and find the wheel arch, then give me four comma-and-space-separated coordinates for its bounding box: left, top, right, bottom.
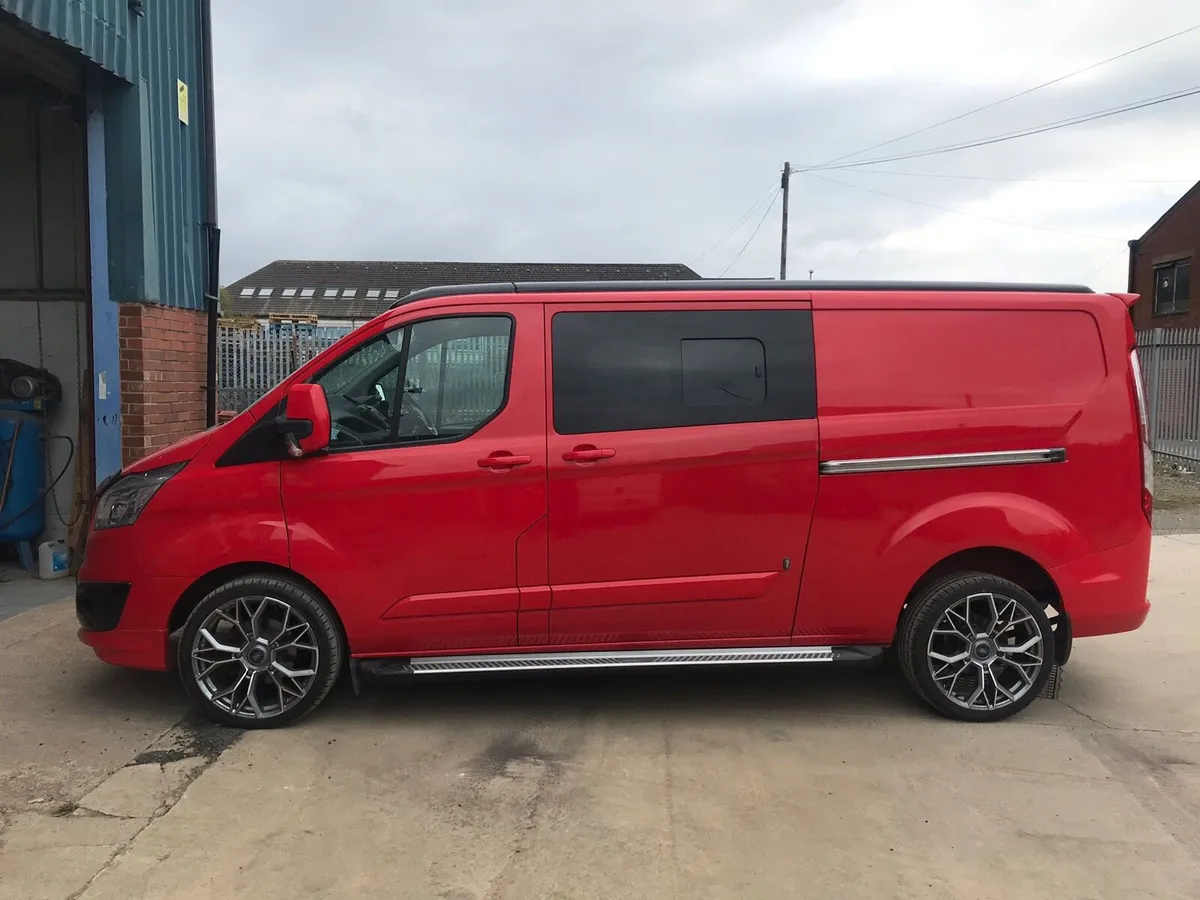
897, 546, 1071, 664
168, 562, 347, 652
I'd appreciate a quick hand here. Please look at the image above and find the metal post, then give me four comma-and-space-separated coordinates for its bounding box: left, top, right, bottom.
779, 162, 790, 280
1147, 328, 1164, 450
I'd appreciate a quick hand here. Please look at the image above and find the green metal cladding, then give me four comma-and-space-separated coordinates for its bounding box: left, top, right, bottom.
3, 0, 211, 311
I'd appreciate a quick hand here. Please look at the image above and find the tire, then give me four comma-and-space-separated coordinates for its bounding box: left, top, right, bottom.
897, 573, 1054, 723
176, 575, 344, 729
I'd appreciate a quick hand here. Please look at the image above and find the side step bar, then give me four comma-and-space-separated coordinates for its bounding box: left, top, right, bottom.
357, 645, 883, 679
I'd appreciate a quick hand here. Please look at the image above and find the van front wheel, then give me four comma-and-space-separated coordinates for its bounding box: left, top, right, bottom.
898, 574, 1054, 722
176, 575, 344, 729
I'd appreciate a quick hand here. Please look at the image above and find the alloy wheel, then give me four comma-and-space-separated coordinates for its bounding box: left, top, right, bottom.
925, 591, 1045, 712
189, 595, 320, 720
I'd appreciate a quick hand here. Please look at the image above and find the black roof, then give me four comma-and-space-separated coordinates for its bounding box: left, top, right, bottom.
225, 260, 701, 319
394, 279, 1095, 307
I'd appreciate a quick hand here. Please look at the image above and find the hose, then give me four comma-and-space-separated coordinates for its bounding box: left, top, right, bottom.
0, 434, 75, 533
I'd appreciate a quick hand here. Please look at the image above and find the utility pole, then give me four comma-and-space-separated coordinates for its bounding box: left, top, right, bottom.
779, 161, 791, 280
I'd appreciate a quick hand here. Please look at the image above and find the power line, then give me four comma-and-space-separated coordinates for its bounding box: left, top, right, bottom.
803, 171, 1125, 242
799, 85, 1200, 172
691, 180, 780, 265
1087, 247, 1132, 280
817, 23, 1200, 169
840, 168, 1196, 185
719, 189, 780, 277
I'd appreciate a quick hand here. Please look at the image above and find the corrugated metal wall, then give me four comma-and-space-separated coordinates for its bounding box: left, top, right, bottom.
3, 0, 210, 311
0, 0, 133, 81
120, 0, 206, 310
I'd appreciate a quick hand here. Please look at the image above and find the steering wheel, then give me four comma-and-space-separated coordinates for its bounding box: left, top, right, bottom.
353, 402, 391, 432
399, 391, 437, 438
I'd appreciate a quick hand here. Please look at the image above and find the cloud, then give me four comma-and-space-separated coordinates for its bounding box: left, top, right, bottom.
212, 0, 1200, 293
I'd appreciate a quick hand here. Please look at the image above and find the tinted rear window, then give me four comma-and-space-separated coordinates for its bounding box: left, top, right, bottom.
551, 310, 816, 434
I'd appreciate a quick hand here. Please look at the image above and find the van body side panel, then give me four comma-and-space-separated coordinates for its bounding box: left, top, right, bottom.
543, 301, 819, 645
281, 303, 548, 655
795, 297, 1148, 642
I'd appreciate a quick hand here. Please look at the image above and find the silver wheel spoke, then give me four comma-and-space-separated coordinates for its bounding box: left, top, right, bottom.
927, 590, 1044, 713
944, 607, 972, 639
198, 628, 242, 656
929, 650, 969, 665
212, 670, 248, 703
272, 661, 316, 679
215, 610, 250, 643
192, 595, 320, 719
196, 657, 241, 680
982, 593, 1000, 633
997, 635, 1042, 655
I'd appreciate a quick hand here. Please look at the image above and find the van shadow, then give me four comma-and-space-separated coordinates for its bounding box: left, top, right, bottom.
321, 661, 926, 728
64, 663, 188, 719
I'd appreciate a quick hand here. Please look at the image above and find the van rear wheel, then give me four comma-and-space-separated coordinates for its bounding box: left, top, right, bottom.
898, 574, 1053, 722
176, 575, 343, 729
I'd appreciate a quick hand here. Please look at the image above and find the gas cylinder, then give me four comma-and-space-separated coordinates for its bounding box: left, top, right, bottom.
0, 410, 46, 542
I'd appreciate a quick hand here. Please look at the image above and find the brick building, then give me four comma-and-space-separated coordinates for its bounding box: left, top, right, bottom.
0, 1, 218, 552
1128, 181, 1198, 331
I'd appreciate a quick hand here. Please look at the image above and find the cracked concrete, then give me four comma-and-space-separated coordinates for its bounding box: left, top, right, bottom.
0, 535, 1197, 899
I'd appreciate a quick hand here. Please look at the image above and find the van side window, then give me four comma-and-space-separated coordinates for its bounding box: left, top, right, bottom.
551, 310, 815, 435
313, 315, 512, 450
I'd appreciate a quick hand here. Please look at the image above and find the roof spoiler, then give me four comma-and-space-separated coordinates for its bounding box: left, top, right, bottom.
1111, 292, 1139, 308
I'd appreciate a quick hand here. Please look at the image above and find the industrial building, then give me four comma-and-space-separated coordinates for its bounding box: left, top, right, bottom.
0, 0, 218, 573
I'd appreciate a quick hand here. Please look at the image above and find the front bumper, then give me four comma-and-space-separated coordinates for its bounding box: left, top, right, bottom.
77, 625, 169, 671
73, 575, 190, 672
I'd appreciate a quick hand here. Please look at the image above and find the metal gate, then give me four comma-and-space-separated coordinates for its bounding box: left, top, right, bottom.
1137, 327, 1200, 465
217, 322, 350, 413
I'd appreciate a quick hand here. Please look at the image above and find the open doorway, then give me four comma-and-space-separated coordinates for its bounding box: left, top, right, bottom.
0, 26, 91, 605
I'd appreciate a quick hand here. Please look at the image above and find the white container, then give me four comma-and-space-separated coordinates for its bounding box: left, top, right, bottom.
38, 539, 70, 580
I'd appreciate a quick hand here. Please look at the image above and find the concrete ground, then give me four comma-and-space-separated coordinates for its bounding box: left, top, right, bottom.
0, 563, 75, 622
0, 536, 1197, 900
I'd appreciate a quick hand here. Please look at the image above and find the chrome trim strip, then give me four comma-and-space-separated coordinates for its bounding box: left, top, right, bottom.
408, 646, 835, 674
819, 448, 1066, 476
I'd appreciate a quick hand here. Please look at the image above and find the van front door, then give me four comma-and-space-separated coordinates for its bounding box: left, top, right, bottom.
280, 304, 547, 656
544, 301, 820, 646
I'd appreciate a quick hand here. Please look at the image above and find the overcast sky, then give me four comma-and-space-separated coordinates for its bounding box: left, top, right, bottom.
211, 0, 1200, 291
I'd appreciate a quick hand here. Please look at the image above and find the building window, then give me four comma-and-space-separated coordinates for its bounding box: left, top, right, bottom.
282, 288, 297, 297
366, 289, 381, 298
1153, 258, 1191, 316
342, 288, 358, 298
384, 289, 400, 299
324, 288, 339, 297
240, 287, 255, 297
258, 287, 273, 297
300, 288, 315, 298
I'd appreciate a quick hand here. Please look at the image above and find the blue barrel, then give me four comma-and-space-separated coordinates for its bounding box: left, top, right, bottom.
0, 411, 46, 542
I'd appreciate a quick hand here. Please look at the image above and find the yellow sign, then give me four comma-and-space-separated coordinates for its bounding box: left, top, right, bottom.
177, 79, 189, 125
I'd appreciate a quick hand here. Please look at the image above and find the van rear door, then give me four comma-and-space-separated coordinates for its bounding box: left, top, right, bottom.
542, 299, 819, 645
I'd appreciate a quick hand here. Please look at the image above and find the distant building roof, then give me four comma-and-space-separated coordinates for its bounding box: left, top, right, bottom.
225, 260, 701, 319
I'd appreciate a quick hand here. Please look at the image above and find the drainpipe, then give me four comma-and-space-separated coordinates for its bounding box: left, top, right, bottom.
200, 0, 221, 427
1126, 239, 1139, 327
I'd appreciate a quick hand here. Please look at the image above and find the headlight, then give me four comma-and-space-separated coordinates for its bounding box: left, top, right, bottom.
93, 463, 186, 530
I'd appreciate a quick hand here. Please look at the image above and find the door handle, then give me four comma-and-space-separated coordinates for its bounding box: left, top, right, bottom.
562, 445, 616, 463
478, 452, 533, 470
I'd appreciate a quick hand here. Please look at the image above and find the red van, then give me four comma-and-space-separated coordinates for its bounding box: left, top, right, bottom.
75, 281, 1153, 728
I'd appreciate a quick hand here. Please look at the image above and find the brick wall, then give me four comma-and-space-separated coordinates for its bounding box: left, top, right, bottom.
118, 303, 208, 466
1130, 185, 1199, 332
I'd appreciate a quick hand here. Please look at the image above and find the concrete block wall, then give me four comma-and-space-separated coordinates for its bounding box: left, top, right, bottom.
118, 303, 207, 467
